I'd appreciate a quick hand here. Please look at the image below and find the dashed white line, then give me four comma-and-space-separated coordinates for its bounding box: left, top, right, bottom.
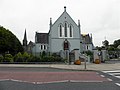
10, 79, 36, 84
107, 78, 113, 81
100, 75, 105, 77
70, 80, 103, 83
36, 80, 69, 84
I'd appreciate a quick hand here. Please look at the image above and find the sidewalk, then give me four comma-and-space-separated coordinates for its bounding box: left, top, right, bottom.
51, 62, 120, 71
0, 62, 120, 71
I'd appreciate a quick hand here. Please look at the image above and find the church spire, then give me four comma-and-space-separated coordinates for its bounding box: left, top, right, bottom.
90, 33, 93, 42
23, 29, 27, 46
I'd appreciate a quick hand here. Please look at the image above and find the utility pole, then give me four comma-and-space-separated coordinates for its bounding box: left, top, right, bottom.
83, 35, 87, 70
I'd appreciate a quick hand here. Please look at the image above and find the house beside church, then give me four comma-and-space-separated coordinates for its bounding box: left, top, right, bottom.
23, 6, 94, 61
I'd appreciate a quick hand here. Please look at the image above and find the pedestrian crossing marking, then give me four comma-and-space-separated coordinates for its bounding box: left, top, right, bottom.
103, 70, 120, 73
115, 83, 120, 87
107, 78, 113, 81
109, 73, 120, 76
102, 70, 120, 79
115, 76, 120, 79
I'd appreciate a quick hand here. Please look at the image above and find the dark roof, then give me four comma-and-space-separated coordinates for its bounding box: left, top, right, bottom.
81, 34, 92, 44
28, 41, 34, 46
36, 33, 48, 44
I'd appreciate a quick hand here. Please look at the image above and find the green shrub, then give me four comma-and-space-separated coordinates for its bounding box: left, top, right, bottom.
14, 52, 24, 62
40, 51, 46, 58
4, 54, 13, 62
0, 55, 4, 62
22, 52, 30, 62
27, 56, 40, 62
41, 56, 63, 62
54, 57, 64, 62
41, 56, 54, 62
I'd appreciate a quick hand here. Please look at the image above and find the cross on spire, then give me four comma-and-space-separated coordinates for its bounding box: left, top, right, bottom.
64, 6, 66, 12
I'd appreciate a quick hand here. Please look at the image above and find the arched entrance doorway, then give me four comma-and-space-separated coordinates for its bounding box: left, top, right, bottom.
63, 39, 70, 50
63, 39, 70, 64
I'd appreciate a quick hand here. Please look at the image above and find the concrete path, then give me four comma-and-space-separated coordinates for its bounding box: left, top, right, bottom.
0, 61, 120, 71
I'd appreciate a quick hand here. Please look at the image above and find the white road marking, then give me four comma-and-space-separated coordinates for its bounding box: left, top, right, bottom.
103, 70, 120, 73
109, 73, 120, 76
107, 78, 113, 81
36, 80, 69, 84
0, 79, 104, 84
10, 79, 36, 84
115, 76, 120, 79
100, 75, 105, 77
103, 70, 120, 79
115, 83, 120, 87
70, 80, 103, 83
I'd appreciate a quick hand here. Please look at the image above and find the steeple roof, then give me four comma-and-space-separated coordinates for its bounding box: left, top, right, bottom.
23, 29, 27, 46
23, 29, 27, 41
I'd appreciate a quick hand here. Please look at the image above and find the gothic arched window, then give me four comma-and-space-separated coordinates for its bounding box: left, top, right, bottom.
59, 25, 62, 37
64, 23, 67, 37
70, 25, 72, 37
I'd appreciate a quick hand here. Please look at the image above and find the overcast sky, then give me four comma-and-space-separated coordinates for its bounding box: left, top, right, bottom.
0, 0, 120, 46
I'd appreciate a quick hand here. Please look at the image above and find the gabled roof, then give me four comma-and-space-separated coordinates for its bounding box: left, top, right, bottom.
81, 34, 92, 44
36, 32, 48, 44
50, 7, 79, 30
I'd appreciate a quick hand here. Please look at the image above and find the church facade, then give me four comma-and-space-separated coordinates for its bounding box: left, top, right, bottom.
23, 7, 94, 58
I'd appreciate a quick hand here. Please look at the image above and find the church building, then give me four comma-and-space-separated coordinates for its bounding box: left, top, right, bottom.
23, 6, 94, 59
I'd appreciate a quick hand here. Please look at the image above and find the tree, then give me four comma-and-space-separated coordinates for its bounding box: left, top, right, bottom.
113, 39, 120, 48
0, 26, 24, 55
96, 46, 102, 51
102, 40, 109, 48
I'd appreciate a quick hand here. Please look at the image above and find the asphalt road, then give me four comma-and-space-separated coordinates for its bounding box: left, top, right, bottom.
0, 81, 120, 90
0, 67, 120, 90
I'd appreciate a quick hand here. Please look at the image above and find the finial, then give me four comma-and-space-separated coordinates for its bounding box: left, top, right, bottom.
50, 17, 52, 25
78, 20, 80, 24
78, 20, 81, 27
64, 6, 66, 12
